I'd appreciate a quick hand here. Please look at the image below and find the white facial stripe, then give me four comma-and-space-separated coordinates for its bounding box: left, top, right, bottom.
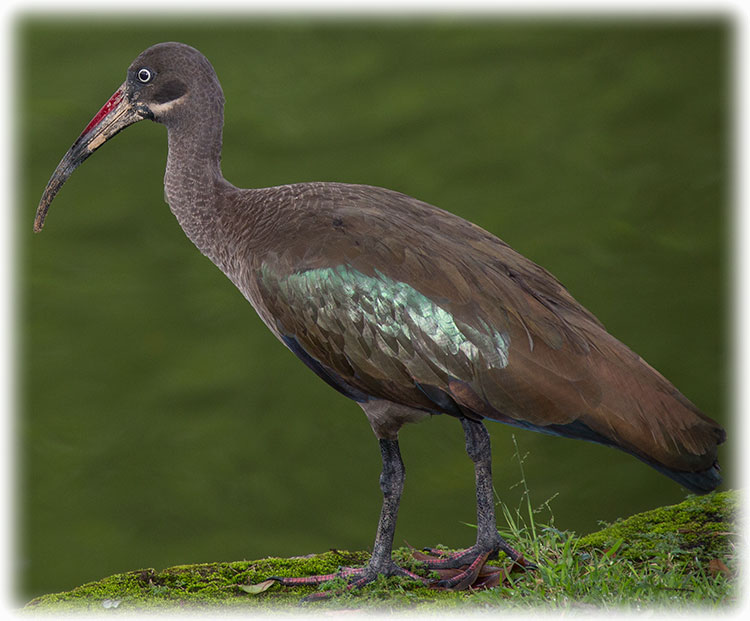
149, 95, 186, 116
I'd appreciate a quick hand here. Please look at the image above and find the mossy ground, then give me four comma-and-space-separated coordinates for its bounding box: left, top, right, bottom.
577, 489, 737, 564
23, 491, 739, 613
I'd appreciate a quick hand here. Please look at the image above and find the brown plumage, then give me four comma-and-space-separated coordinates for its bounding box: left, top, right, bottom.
35, 42, 725, 594
247, 183, 723, 484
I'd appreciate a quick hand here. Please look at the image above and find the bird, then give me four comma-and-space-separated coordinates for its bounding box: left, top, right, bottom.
35, 42, 725, 593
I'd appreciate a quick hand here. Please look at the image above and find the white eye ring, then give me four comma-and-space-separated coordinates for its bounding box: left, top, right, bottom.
137, 68, 153, 83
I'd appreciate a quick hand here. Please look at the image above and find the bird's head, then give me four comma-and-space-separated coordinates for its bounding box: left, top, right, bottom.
127, 42, 225, 126
33, 42, 223, 233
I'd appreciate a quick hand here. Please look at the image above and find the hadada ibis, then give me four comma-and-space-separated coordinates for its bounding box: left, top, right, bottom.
35, 42, 726, 593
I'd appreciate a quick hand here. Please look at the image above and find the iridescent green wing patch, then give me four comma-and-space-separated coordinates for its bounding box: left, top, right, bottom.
259, 263, 510, 405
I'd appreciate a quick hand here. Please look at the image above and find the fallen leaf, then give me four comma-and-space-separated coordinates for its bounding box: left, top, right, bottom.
708, 558, 731, 578
239, 579, 276, 595
411, 549, 442, 562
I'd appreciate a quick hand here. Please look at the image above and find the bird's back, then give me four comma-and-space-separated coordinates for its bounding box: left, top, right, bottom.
223, 182, 724, 492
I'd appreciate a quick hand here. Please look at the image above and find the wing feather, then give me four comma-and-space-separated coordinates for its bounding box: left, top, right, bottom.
245, 183, 723, 474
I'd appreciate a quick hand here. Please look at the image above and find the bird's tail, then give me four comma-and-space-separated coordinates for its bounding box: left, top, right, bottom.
630, 452, 724, 494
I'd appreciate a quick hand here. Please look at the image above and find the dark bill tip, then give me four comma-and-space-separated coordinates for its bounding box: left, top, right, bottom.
34, 83, 144, 232
34, 146, 88, 233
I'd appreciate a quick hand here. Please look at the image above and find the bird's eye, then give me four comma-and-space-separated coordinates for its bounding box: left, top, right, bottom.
137, 68, 153, 84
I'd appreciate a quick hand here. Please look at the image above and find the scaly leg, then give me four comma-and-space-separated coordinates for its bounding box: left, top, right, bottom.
421, 417, 534, 589
271, 439, 425, 598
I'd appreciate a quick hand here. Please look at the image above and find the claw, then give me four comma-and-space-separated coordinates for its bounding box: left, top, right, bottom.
268, 572, 342, 586
268, 561, 427, 600
416, 544, 484, 569
433, 551, 490, 590
514, 556, 538, 571
266, 543, 533, 599
422, 546, 450, 557
411, 538, 536, 592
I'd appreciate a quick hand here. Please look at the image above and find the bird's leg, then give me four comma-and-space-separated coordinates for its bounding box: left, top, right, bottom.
421, 417, 533, 589
269, 438, 425, 597
367, 438, 407, 573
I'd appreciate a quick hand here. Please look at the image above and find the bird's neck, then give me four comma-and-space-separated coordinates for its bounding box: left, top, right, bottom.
163, 112, 231, 261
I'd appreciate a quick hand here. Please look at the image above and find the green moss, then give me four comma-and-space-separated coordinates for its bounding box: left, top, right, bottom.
23, 492, 737, 612
22, 549, 472, 613
577, 491, 738, 565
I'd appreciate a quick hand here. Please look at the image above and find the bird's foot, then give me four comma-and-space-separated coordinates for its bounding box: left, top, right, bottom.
269, 561, 427, 601
412, 538, 536, 591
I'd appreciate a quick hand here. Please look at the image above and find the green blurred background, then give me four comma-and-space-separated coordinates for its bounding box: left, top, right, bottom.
18, 17, 730, 601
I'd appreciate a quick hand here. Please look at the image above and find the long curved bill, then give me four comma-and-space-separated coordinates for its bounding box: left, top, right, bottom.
34, 82, 146, 233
